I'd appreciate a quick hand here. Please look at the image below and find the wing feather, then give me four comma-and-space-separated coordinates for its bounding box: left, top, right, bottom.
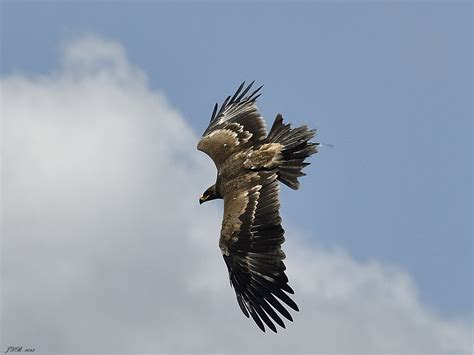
197, 82, 267, 168
219, 172, 298, 332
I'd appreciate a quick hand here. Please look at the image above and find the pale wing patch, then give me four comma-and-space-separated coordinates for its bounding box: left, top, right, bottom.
197, 129, 239, 167
197, 123, 254, 168
244, 143, 284, 169
219, 184, 262, 256
237, 127, 253, 145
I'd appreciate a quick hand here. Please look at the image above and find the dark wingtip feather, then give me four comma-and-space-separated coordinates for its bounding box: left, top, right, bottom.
248, 84, 264, 101
283, 283, 295, 294
252, 93, 262, 102
229, 81, 246, 105
236, 80, 255, 102
210, 102, 218, 122
248, 305, 265, 332
251, 301, 277, 333
236, 295, 250, 318
207, 81, 263, 128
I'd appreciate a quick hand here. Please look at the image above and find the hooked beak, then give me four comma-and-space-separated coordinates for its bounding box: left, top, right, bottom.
199, 195, 209, 205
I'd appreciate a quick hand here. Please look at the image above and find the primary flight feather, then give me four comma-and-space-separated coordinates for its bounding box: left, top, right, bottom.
197, 81, 318, 333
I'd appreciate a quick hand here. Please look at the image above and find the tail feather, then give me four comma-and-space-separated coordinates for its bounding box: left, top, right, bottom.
267, 114, 318, 190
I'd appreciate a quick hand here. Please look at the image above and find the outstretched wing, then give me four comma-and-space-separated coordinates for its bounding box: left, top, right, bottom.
197, 81, 267, 168
219, 172, 298, 332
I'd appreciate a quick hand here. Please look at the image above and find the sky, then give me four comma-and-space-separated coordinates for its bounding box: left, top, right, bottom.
1, 1, 471, 353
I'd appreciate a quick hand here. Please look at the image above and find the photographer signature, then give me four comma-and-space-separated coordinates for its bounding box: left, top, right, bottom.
5, 347, 35, 354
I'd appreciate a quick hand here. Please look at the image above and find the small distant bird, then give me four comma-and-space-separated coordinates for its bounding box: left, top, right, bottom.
197, 82, 318, 332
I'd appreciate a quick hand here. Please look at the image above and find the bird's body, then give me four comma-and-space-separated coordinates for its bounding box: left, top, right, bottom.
198, 82, 318, 333
213, 142, 282, 196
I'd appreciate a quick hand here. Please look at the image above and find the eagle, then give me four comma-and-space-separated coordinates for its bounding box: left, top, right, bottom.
197, 81, 318, 333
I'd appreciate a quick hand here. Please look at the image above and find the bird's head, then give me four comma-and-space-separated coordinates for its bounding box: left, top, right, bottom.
199, 184, 220, 204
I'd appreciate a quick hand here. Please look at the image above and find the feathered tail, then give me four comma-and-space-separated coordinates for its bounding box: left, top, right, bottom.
266, 114, 318, 190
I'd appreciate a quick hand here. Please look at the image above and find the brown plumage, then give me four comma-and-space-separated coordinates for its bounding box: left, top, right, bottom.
197, 81, 318, 333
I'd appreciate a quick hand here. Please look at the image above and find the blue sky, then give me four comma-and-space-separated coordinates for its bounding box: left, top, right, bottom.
1, 0, 471, 327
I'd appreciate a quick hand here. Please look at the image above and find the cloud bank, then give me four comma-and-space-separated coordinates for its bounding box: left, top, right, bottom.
1, 35, 470, 353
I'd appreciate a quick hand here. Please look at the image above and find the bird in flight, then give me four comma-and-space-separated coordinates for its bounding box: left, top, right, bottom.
197, 81, 318, 333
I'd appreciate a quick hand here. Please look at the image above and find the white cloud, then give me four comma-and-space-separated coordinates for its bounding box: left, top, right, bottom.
1, 35, 470, 353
